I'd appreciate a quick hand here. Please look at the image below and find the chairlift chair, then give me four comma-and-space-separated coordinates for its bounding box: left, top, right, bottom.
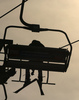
3, 0, 72, 73
0, 0, 72, 97
1, 26, 72, 95
2, 25, 72, 95
4, 43, 71, 72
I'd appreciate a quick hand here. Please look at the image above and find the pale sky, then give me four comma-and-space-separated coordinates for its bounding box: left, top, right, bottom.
0, 0, 79, 100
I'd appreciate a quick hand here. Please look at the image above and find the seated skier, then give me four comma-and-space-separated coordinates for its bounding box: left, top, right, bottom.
24, 40, 44, 84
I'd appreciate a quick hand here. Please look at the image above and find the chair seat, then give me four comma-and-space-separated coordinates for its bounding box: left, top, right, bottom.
5, 60, 66, 72
4, 44, 70, 72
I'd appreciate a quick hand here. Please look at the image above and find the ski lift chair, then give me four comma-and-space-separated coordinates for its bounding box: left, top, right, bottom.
3, 0, 72, 73
2, 24, 72, 95
4, 42, 71, 72
2, 0, 72, 95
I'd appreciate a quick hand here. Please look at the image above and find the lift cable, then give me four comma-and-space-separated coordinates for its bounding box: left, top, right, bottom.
60, 40, 79, 48
0, 0, 27, 19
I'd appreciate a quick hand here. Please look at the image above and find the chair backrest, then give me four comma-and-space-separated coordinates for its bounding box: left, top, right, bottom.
6, 44, 70, 63
4, 44, 70, 72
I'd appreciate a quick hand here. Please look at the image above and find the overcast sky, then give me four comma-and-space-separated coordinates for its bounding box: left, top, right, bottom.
0, 0, 79, 100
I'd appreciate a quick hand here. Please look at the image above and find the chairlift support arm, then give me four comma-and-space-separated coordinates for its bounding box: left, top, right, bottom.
20, 0, 40, 32
20, 0, 30, 26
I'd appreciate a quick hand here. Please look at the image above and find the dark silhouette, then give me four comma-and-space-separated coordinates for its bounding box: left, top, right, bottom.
0, 68, 16, 84
0, 67, 16, 100
21, 40, 44, 95
14, 40, 44, 95
0, 0, 73, 99
24, 40, 44, 84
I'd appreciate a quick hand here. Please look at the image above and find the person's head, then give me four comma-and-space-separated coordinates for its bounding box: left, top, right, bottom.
30, 40, 44, 47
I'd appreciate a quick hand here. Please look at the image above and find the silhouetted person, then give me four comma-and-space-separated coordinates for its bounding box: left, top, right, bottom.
25, 40, 44, 84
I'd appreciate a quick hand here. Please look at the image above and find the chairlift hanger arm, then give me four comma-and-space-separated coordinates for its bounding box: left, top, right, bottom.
20, 0, 40, 32
20, 0, 29, 26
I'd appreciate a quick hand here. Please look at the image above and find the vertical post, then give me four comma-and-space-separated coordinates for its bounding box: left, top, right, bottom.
2, 84, 7, 100
37, 70, 44, 95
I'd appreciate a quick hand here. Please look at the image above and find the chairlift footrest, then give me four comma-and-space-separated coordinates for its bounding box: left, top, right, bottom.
42, 82, 56, 85
12, 80, 25, 82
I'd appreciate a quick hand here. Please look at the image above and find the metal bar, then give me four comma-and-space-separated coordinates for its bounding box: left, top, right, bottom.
12, 80, 25, 82
46, 71, 49, 83
14, 78, 37, 93
42, 83, 55, 85
19, 68, 22, 81
0, 0, 27, 19
0, 52, 4, 54
20, 0, 31, 26
2, 84, 7, 100
37, 80, 44, 95
0, 60, 4, 61
5, 60, 66, 72
20, 0, 40, 32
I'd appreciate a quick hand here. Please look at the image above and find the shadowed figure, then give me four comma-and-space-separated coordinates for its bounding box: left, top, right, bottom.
24, 40, 44, 95
29, 40, 44, 76
25, 40, 44, 82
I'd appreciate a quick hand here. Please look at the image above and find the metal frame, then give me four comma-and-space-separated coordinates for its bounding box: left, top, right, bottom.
0, 0, 72, 98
